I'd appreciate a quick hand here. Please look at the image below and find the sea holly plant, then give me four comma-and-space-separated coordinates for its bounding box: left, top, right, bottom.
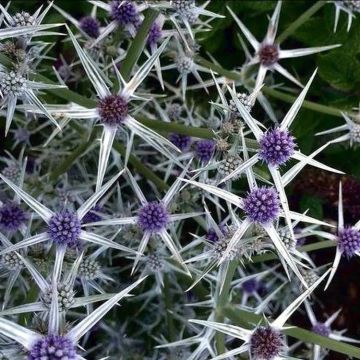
0, 1, 360, 359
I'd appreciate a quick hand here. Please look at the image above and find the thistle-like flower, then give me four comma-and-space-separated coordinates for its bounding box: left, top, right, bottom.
228, 1, 340, 88
333, 0, 360, 31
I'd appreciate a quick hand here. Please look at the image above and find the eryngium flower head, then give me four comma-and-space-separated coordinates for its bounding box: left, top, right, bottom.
172, 0, 196, 12
341, 0, 360, 12
42, 283, 75, 312
229, 93, 253, 115
259, 128, 296, 166
1, 251, 22, 270
241, 278, 259, 294
111, 0, 140, 26
0, 71, 26, 96
79, 258, 100, 280
2, 163, 21, 183
176, 55, 194, 74
0, 202, 28, 232
167, 103, 182, 119
338, 227, 360, 257
258, 43, 280, 67
81, 205, 102, 224
147, 22, 162, 46
244, 187, 280, 224
194, 139, 215, 162
12, 11, 35, 27
312, 322, 331, 337
169, 133, 191, 152
350, 123, 360, 144
97, 95, 128, 127
219, 155, 243, 179
48, 210, 81, 247
137, 201, 169, 233
79, 16, 100, 38
250, 326, 284, 360
147, 253, 164, 272
28, 334, 76, 360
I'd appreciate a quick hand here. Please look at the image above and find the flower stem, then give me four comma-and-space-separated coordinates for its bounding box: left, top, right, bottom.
276, 1, 325, 44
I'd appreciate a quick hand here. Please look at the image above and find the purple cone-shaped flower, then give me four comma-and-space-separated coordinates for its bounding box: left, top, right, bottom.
250, 326, 284, 360
138, 201, 169, 233
195, 139, 215, 163
97, 95, 128, 127
242, 278, 259, 294
169, 133, 191, 152
28, 334, 76, 360
258, 43, 280, 67
79, 16, 100, 38
338, 226, 360, 258
0, 202, 28, 232
48, 209, 81, 248
147, 22, 162, 46
259, 128, 296, 166
111, 0, 140, 27
244, 187, 280, 224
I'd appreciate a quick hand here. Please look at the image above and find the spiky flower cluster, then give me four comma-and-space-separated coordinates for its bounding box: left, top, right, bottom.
28, 335, 76, 360
138, 201, 169, 232
1, 251, 22, 270
244, 187, 280, 224
147, 253, 164, 272
312, 322, 331, 337
79, 16, 100, 38
169, 133, 192, 151
341, 0, 360, 11
0, 71, 26, 96
259, 129, 296, 166
0, 202, 28, 232
338, 227, 360, 257
258, 43, 280, 66
111, 0, 140, 26
229, 92, 253, 114
350, 123, 360, 144
250, 326, 284, 360
48, 210, 81, 247
42, 283, 75, 311
148, 22, 162, 46
194, 139, 215, 162
12, 11, 35, 27
218, 155, 243, 178
176, 55, 194, 74
78, 258, 100, 280
97, 95, 129, 127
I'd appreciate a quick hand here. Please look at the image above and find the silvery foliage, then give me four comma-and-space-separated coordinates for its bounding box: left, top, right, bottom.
0, 1, 357, 360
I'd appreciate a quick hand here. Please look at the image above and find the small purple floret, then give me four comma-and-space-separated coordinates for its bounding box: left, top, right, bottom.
147, 22, 162, 46
259, 128, 296, 166
195, 139, 215, 162
138, 201, 169, 233
338, 226, 360, 258
244, 187, 280, 224
312, 322, 331, 337
48, 209, 81, 247
250, 326, 283, 360
169, 133, 192, 152
82, 205, 103, 224
0, 202, 28, 232
242, 278, 259, 294
111, 0, 140, 27
28, 334, 76, 360
80, 16, 100, 38
97, 95, 128, 127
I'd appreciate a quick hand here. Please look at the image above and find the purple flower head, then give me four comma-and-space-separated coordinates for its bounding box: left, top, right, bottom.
338, 226, 360, 258
82, 205, 103, 224
195, 139, 215, 163
138, 201, 169, 233
242, 278, 259, 294
0, 202, 28, 232
244, 187, 280, 224
48, 209, 81, 248
28, 334, 76, 360
169, 133, 192, 152
97, 95, 128, 127
259, 128, 296, 166
147, 22, 162, 46
250, 326, 284, 360
258, 43, 279, 67
79, 16, 100, 38
312, 322, 331, 337
111, 1, 140, 27
206, 224, 227, 243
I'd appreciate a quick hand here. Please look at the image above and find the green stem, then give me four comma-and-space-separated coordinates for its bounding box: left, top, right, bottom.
120, 8, 159, 82
164, 274, 176, 342
276, 1, 325, 44
215, 260, 238, 355
224, 306, 360, 359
